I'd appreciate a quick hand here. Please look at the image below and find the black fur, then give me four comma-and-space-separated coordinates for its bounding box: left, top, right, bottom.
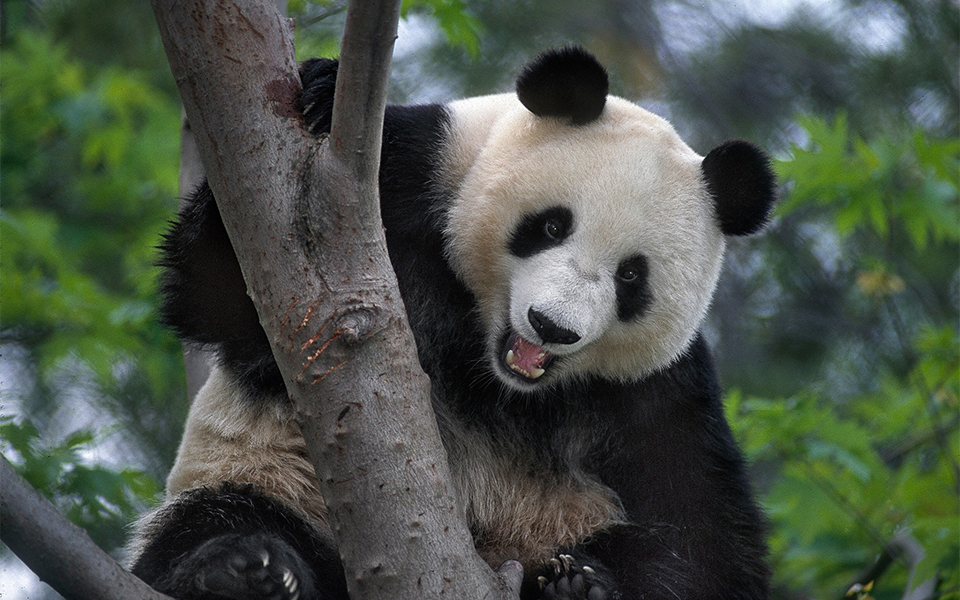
508, 206, 575, 258
157, 186, 283, 394
131, 484, 346, 600
702, 140, 778, 236
138, 50, 773, 600
614, 254, 652, 322
584, 337, 770, 600
299, 58, 338, 135
516, 46, 609, 125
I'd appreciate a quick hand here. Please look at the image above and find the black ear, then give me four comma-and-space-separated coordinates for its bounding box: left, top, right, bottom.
516, 46, 609, 126
702, 140, 778, 236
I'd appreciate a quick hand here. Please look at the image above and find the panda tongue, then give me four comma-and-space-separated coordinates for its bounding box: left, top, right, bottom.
507, 333, 550, 379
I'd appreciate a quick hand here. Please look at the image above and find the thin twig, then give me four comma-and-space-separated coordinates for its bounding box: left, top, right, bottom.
299, 3, 348, 26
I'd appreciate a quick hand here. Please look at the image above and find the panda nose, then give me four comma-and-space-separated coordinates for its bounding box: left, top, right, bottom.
528, 308, 581, 345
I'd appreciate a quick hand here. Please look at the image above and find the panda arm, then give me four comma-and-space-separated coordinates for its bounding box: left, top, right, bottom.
156, 57, 453, 397
584, 337, 769, 600
156, 59, 342, 397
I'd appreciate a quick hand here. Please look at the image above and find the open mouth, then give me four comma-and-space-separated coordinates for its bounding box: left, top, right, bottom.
501, 330, 555, 381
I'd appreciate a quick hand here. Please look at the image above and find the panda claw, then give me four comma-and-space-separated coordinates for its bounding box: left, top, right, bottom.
539, 554, 610, 600
550, 557, 562, 574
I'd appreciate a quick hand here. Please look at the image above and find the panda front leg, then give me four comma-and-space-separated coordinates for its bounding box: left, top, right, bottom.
130, 485, 348, 600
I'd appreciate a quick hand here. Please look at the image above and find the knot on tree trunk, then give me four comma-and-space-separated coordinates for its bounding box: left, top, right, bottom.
336, 304, 383, 344
289, 300, 391, 386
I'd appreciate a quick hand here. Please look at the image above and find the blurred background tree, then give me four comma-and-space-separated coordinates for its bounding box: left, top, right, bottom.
1, 0, 956, 598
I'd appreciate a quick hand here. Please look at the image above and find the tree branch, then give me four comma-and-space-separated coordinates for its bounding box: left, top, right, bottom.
330, 0, 401, 184
0, 454, 173, 600
149, 1, 520, 598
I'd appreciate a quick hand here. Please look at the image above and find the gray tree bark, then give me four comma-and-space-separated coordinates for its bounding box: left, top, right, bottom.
0, 455, 174, 600
149, 1, 523, 599
177, 1, 289, 403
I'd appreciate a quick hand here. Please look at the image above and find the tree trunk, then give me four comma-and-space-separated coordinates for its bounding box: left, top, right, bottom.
149, 0, 521, 598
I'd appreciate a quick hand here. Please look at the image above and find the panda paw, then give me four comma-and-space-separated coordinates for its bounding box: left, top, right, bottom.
179, 532, 317, 600
537, 554, 612, 600
298, 58, 337, 135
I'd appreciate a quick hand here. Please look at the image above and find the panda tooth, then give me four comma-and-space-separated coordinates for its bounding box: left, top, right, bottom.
530, 367, 545, 379
506, 350, 516, 366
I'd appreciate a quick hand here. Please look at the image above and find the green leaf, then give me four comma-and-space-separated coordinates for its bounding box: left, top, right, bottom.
776, 114, 959, 254
401, 0, 482, 56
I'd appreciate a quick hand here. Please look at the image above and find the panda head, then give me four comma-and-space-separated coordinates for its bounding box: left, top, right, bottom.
445, 47, 777, 392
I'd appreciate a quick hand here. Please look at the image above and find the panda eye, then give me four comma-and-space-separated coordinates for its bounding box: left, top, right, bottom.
508, 206, 574, 258
543, 218, 564, 240
616, 256, 648, 284
615, 254, 652, 321
617, 266, 640, 282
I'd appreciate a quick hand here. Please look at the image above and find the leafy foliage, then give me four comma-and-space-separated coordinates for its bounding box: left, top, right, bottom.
288, 0, 481, 60
401, 0, 482, 57
779, 115, 959, 248
726, 116, 959, 599
1, 416, 161, 551
1, 29, 187, 490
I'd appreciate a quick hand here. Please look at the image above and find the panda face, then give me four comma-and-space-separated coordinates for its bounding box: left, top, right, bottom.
444, 95, 728, 392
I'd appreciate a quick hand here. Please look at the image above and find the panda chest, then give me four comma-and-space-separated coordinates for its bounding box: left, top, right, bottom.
448, 435, 625, 570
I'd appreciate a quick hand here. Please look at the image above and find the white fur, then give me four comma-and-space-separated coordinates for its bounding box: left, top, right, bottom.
164, 367, 330, 524
509, 248, 616, 355
438, 411, 625, 571
136, 366, 617, 570
127, 367, 335, 565
444, 93, 726, 387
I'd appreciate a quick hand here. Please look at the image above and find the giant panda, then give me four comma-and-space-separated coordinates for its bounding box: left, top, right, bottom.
130, 47, 776, 600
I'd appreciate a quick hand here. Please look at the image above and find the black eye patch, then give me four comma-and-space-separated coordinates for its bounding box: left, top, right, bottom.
507, 206, 574, 258
616, 254, 652, 321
